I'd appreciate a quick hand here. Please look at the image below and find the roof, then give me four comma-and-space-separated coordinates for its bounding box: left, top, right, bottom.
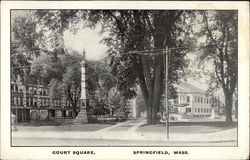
176, 81, 205, 94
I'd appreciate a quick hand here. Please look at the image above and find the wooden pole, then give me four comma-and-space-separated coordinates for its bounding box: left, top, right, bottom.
165, 46, 169, 140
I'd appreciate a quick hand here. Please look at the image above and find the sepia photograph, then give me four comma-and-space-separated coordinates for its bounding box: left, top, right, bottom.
1, 1, 249, 160
10, 9, 238, 147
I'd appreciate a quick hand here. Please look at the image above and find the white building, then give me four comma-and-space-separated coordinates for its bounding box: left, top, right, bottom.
174, 82, 213, 118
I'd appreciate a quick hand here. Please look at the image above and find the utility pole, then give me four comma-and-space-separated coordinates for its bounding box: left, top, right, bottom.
165, 46, 169, 140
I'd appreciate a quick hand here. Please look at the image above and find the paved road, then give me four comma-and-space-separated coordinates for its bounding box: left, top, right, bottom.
12, 137, 236, 146
12, 118, 237, 146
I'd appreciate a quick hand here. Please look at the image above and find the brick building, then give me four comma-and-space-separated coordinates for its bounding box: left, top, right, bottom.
11, 76, 79, 123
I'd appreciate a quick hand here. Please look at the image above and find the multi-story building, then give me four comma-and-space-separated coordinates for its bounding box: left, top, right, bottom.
173, 82, 224, 118
11, 76, 79, 123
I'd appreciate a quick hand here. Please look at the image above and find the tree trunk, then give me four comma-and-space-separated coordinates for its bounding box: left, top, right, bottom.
140, 54, 154, 125
151, 56, 164, 124
224, 93, 233, 124
146, 95, 153, 124
68, 101, 77, 119
72, 110, 76, 119
140, 56, 164, 125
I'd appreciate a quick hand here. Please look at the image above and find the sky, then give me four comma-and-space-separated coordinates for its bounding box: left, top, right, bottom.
64, 27, 107, 61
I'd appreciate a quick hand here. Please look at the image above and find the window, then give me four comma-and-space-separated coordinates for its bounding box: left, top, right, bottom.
175, 96, 179, 103
201, 97, 203, 103
27, 98, 29, 106
11, 96, 14, 105
195, 108, 197, 112
20, 97, 23, 105
16, 97, 19, 106
201, 108, 203, 113
186, 108, 191, 113
15, 86, 18, 92
11, 85, 13, 91
29, 87, 32, 94
198, 108, 200, 113
198, 97, 200, 103
194, 96, 196, 102
187, 96, 190, 103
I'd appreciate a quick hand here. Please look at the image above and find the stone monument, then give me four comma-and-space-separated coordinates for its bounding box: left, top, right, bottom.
75, 49, 88, 123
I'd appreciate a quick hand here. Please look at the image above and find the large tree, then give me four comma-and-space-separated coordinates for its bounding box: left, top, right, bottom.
198, 11, 238, 124
31, 52, 84, 118
35, 10, 79, 59
17, 10, 193, 124
86, 10, 192, 124
11, 11, 41, 81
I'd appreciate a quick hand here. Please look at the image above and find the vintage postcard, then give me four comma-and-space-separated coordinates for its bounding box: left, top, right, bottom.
1, 1, 249, 160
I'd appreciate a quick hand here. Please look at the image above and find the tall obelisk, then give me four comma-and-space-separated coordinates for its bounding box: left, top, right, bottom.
75, 49, 88, 123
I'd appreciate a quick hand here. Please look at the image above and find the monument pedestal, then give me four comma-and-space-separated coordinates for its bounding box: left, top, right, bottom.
74, 107, 88, 123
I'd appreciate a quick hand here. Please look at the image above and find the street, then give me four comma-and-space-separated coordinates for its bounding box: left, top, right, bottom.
13, 137, 236, 146
12, 118, 237, 146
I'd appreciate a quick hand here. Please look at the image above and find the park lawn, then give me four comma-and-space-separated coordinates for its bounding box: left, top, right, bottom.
136, 121, 237, 134
16, 123, 115, 132
109, 124, 133, 131
109, 119, 143, 131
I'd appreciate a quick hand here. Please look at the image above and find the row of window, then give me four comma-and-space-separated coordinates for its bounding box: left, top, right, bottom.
177, 95, 191, 103
11, 85, 22, 93
194, 96, 212, 104
11, 96, 23, 106
11, 84, 49, 95
11, 96, 75, 107
194, 108, 212, 113
26, 86, 48, 95
177, 95, 213, 105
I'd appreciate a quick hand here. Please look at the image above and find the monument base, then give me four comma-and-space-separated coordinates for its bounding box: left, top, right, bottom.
74, 108, 88, 124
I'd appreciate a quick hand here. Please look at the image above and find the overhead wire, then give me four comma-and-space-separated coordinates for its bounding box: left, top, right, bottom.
11, 40, 237, 69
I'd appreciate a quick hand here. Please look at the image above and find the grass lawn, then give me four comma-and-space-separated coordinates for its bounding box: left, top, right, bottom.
16, 119, 116, 132
109, 124, 133, 131
109, 119, 142, 131
16, 123, 114, 132
137, 121, 237, 134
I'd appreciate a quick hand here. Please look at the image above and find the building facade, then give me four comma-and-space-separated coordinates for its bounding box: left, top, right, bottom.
11, 77, 79, 123
173, 82, 224, 118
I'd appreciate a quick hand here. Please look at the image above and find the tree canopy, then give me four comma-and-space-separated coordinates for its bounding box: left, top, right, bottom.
11, 9, 238, 124
84, 10, 195, 124
197, 10, 238, 123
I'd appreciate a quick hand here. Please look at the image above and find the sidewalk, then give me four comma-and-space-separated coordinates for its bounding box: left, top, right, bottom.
12, 119, 237, 143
